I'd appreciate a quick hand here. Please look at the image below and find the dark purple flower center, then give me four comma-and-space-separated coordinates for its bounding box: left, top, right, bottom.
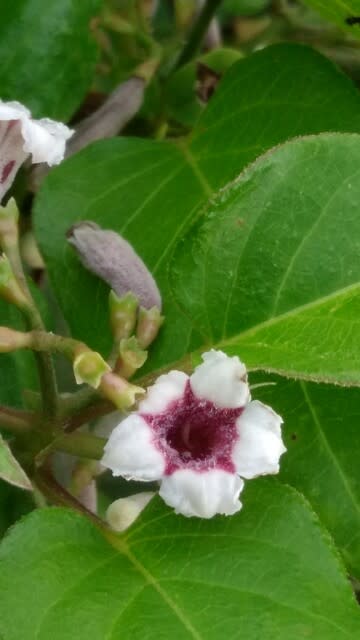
142, 381, 243, 474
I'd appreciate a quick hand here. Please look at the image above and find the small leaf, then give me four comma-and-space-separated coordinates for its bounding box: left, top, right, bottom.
1, 482, 360, 639
0, 434, 31, 491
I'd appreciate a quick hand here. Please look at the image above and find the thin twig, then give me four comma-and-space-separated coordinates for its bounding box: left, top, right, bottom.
0, 405, 34, 433
174, 0, 223, 70
35, 467, 105, 528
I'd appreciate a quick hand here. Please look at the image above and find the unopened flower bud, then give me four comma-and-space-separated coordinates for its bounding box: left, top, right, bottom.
116, 337, 147, 379
106, 492, 154, 531
109, 290, 138, 340
0, 326, 29, 352
21, 230, 45, 270
73, 350, 111, 388
0, 197, 19, 248
136, 306, 164, 348
67, 222, 162, 310
0, 254, 28, 308
100, 371, 144, 410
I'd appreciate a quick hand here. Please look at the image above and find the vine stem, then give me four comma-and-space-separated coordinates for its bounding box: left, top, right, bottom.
53, 432, 106, 460
35, 467, 105, 528
0, 405, 34, 433
174, 0, 223, 70
5, 240, 59, 419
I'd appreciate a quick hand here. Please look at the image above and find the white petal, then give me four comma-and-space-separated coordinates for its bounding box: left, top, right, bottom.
139, 370, 188, 414
159, 469, 243, 518
0, 122, 27, 199
101, 414, 165, 481
190, 349, 250, 408
0, 101, 31, 120
21, 117, 72, 164
233, 400, 286, 479
0, 99, 73, 165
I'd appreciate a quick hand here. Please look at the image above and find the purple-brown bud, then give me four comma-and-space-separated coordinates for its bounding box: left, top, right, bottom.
67, 222, 162, 310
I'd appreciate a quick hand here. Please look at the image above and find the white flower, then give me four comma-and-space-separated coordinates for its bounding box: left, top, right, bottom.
102, 350, 286, 519
0, 99, 73, 201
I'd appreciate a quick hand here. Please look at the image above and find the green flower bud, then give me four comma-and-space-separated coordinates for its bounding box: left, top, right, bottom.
0, 254, 27, 308
99, 372, 144, 410
0, 198, 19, 249
116, 336, 147, 379
106, 492, 154, 532
136, 306, 164, 348
73, 351, 111, 389
109, 290, 138, 340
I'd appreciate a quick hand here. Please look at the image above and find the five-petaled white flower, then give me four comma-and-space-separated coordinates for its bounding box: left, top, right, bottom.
0, 99, 73, 201
102, 350, 286, 519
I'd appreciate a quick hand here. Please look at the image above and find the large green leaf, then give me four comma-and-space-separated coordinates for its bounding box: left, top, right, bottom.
253, 375, 360, 579
170, 133, 360, 384
34, 44, 360, 375
0, 0, 101, 120
1, 482, 360, 639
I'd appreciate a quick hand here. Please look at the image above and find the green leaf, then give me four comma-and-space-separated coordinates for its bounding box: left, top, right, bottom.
34, 44, 360, 373
0, 480, 34, 538
0, 0, 101, 120
254, 375, 360, 579
303, 1, 360, 35
0, 434, 31, 490
221, 0, 270, 17
1, 482, 360, 639
170, 133, 360, 384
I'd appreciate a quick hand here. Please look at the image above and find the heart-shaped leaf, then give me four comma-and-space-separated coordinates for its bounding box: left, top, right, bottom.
170, 132, 360, 385
1, 481, 360, 639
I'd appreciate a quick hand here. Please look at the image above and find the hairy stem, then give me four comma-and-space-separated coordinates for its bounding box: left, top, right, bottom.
35, 467, 104, 527
53, 432, 106, 460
